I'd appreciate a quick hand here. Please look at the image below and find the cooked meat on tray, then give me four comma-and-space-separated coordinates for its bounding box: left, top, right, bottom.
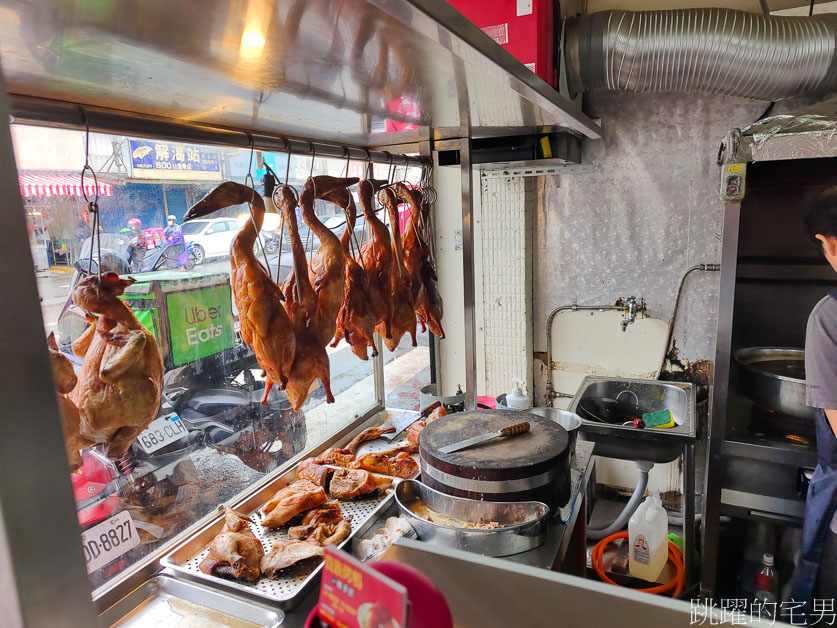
70, 272, 164, 459
407, 405, 447, 445
261, 479, 328, 528
296, 457, 333, 487
330, 468, 393, 500
375, 442, 419, 456
349, 451, 419, 479
314, 448, 356, 467
345, 425, 397, 454
260, 540, 325, 578
289, 503, 352, 546
199, 507, 264, 583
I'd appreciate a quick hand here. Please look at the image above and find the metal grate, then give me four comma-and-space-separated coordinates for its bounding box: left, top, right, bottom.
177, 491, 391, 605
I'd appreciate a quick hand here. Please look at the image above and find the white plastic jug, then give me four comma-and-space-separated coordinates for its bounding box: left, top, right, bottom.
505, 377, 530, 410
628, 492, 668, 582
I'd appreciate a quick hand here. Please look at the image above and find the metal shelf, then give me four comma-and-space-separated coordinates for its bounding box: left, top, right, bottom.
0, 0, 601, 148
722, 436, 818, 468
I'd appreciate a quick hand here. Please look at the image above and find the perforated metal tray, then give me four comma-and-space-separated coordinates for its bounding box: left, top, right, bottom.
162, 481, 392, 610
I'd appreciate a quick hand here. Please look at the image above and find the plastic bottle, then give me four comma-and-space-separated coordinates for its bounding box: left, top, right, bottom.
629, 492, 668, 581
505, 378, 530, 410
754, 553, 778, 606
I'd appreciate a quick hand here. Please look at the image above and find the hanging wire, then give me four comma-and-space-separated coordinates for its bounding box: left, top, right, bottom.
79, 108, 102, 279
243, 132, 272, 281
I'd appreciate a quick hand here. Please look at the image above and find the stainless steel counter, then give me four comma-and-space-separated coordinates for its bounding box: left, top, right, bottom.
281, 441, 596, 627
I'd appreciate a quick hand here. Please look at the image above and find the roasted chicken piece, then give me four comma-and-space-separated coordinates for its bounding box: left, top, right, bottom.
345, 425, 396, 454
374, 442, 419, 456
296, 457, 333, 487
378, 187, 417, 350
70, 273, 164, 459
288, 501, 352, 545
359, 179, 395, 340
395, 183, 445, 338
322, 187, 379, 360
314, 448, 355, 467
406, 405, 447, 446
184, 183, 295, 404
261, 479, 328, 528
329, 468, 393, 500
305, 176, 358, 346
261, 541, 325, 578
278, 185, 334, 411
199, 507, 264, 583
349, 451, 419, 479
47, 332, 91, 471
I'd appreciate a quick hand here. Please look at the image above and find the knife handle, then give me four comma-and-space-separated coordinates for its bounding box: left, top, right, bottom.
501, 422, 530, 436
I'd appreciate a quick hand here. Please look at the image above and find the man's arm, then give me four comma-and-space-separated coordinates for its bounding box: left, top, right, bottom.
826, 409, 837, 439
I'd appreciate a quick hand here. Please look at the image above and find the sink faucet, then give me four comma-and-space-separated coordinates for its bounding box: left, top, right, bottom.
621, 296, 640, 332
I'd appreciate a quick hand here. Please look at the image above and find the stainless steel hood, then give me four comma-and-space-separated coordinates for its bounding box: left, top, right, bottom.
0, 0, 602, 146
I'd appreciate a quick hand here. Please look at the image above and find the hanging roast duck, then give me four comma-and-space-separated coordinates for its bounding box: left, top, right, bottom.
394, 182, 445, 338
377, 186, 417, 350
184, 182, 296, 404
358, 179, 394, 342
319, 186, 379, 360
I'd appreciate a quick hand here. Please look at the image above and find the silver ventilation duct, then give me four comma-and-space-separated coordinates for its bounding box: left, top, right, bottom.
565, 9, 837, 101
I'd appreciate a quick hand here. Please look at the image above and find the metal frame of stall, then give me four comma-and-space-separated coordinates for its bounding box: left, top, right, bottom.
0, 0, 605, 624
701, 126, 837, 597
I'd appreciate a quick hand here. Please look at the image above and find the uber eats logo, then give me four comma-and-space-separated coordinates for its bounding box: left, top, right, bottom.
167, 285, 234, 366
184, 303, 225, 345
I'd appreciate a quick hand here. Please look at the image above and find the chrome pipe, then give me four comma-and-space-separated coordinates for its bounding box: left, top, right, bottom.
566, 9, 837, 101
8, 95, 429, 169
658, 263, 721, 377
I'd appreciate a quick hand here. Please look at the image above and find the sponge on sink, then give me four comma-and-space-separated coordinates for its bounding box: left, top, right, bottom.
642, 410, 675, 429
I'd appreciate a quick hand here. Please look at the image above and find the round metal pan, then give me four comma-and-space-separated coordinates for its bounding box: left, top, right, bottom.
734, 347, 814, 424
394, 480, 549, 557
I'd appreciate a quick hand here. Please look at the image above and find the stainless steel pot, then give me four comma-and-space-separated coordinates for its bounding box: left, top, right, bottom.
394, 479, 549, 557
734, 347, 814, 422
522, 407, 581, 451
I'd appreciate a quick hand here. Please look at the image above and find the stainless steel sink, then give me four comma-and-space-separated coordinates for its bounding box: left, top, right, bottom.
566, 377, 696, 463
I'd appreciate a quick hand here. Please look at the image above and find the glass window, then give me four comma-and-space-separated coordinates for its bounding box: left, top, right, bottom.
180, 221, 207, 236
13, 123, 426, 595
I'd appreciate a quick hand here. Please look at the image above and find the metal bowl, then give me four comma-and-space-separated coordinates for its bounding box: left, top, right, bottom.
734, 347, 814, 422
394, 480, 549, 557
523, 407, 581, 451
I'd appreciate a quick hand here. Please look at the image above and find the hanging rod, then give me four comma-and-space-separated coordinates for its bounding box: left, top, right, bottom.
7, 95, 429, 169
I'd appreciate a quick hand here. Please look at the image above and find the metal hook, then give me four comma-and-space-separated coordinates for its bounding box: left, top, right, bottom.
283, 137, 292, 186
308, 141, 316, 180
342, 146, 351, 178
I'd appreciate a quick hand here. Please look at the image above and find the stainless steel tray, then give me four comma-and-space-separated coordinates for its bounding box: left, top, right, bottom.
162, 469, 396, 610
100, 572, 283, 627
161, 410, 419, 610
394, 479, 550, 557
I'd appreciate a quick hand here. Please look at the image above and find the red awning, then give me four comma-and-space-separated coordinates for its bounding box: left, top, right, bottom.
19, 174, 113, 198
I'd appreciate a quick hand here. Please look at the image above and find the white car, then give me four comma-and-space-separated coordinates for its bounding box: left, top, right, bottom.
180, 217, 240, 264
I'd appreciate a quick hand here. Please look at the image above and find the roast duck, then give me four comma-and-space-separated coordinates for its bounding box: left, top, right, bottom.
322, 186, 379, 360
394, 182, 445, 338
184, 182, 296, 404
279, 180, 348, 411
377, 186, 417, 350
47, 332, 91, 470
357, 179, 395, 342
70, 273, 164, 459
200, 506, 264, 583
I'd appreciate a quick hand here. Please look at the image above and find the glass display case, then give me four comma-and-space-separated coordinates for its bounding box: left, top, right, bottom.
13, 122, 428, 596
